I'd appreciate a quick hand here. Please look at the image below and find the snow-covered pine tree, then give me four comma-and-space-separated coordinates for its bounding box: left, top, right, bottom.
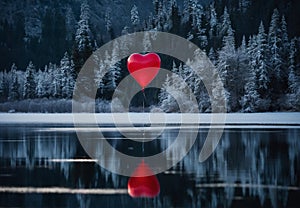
44, 63, 56, 98
208, 47, 217, 65
216, 20, 236, 111
10, 75, 20, 101
131, 5, 140, 32
288, 38, 298, 94
60, 52, 74, 98
107, 41, 121, 91
0, 70, 9, 101
159, 65, 198, 113
72, 1, 93, 75
240, 67, 260, 112
280, 15, 289, 59
23, 61, 36, 99
287, 38, 300, 110
8, 63, 18, 100
268, 8, 283, 105
256, 22, 269, 98
105, 8, 114, 39
209, 3, 218, 47
280, 15, 290, 91
65, 6, 76, 41
0, 72, 4, 100
36, 69, 45, 98
218, 6, 231, 38
235, 35, 250, 105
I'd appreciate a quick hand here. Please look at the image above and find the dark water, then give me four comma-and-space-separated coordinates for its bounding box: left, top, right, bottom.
0, 124, 299, 208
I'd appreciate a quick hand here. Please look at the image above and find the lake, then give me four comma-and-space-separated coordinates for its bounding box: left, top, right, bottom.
0, 123, 299, 208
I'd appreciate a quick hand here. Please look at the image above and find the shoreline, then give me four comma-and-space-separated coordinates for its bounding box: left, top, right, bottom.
0, 112, 299, 125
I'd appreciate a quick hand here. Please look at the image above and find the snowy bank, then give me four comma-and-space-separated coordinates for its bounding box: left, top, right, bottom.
0, 113, 299, 125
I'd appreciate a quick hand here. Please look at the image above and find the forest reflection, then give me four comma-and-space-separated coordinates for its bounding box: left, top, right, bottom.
0, 125, 299, 208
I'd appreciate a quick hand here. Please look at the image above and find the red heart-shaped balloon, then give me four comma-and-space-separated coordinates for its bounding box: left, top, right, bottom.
128, 160, 160, 198
127, 53, 161, 89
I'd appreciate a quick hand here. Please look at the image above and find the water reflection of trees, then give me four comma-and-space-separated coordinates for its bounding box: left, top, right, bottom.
0, 126, 299, 207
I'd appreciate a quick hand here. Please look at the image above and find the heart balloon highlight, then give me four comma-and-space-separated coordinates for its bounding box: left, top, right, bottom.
127, 53, 161, 89
128, 160, 160, 198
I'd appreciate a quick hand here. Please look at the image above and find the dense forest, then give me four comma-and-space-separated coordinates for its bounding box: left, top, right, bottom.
0, 0, 299, 112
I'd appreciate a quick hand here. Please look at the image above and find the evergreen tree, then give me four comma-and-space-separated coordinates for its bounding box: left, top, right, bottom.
217, 22, 236, 111
60, 52, 74, 98
159, 63, 198, 113
238, 0, 251, 13
0, 72, 4, 100
23, 61, 36, 99
287, 38, 300, 110
131, 5, 140, 32
241, 68, 259, 112
288, 39, 299, 93
8, 63, 18, 100
235, 35, 250, 106
280, 15, 289, 58
105, 8, 114, 39
36, 69, 45, 98
107, 41, 121, 91
0, 70, 10, 101
72, 1, 93, 75
280, 15, 290, 92
209, 3, 218, 47
208, 47, 217, 65
65, 6, 76, 41
10, 76, 20, 100
268, 8, 283, 103
256, 22, 269, 97
219, 6, 231, 38
169, 0, 181, 35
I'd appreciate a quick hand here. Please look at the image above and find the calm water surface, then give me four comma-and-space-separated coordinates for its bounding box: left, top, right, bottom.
0, 124, 299, 208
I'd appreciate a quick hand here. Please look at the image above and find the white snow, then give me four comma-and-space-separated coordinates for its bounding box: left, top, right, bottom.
0, 113, 299, 125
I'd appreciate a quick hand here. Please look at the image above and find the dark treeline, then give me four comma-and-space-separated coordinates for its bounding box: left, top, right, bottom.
0, 0, 299, 112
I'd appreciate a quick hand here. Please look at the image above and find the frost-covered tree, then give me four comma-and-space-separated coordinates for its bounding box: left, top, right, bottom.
131, 5, 140, 31
36, 69, 45, 98
288, 38, 298, 94
0, 70, 10, 101
107, 41, 121, 91
208, 47, 217, 65
60, 52, 75, 98
24, 5, 42, 42
43, 63, 56, 98
280, 15, 289, 58
216, 22, 236, 111
7, 64, 21, 100
241, 68, 260, 112
72, 1, 93, 75
287, 38, 300, 110
8, 63, 18, 100
244, 23, 271, 111
219, 7, 231, 38
65, 6, 76, 41
268, 9, 282, 79
10, 75, 20, 100
0, 72, 4, 100
105, 8, 114, 39
159, 63, 198, 113
280, 15, 290, 85
256, 22, 269, 97
23, 61, 36, 99
209, 3, 217, 41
